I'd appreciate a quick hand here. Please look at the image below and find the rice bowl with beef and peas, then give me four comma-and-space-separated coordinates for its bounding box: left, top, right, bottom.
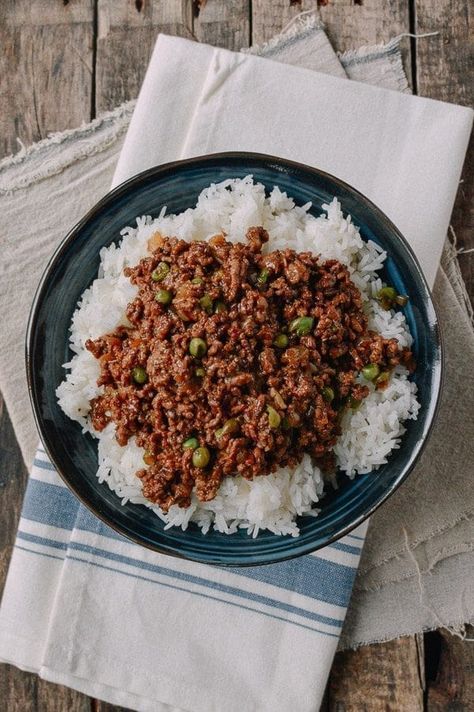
57, 177, 419, 537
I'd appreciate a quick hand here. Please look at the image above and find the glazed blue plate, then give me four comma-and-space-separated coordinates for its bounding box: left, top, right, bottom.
26, 153, 442, 566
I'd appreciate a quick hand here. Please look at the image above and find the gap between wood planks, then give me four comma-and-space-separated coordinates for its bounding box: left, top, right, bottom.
91, 0, 99, 120
408, 0, 418, 95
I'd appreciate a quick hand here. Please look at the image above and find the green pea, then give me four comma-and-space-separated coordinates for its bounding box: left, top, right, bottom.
289, 316, 314, 337
199, 293, 213, 313
267, 405, 281, 429
155, 289, 172, 305
214, 301, 227, 314
183, 437, 199, 451
131, 366, 147, 385
322, 386, 335, 403
195, 367, 205, 378
191, 277, 203, 285
273, 333, 289, 349
349, 396, 362, 410
362, 363, 380, 381
215, 418, 239, 439
257, 268, 270, 285
151, 262, 170, 282
377, 286, 397, 302
192, 446, 210, 468
189, 337, 207, 358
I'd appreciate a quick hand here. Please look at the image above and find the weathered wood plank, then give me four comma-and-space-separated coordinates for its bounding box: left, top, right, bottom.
0, 664, 37, 712
251, 0, 319, 46
426, 627, 474, 710
415, 0, 474, 304
328, 635, 425, 711
0, 397, 28, 612
0, 0, 94, 158
415, 0, 472, 106
36, 678, 92, 712
318, 0, 410, 51
0, 666, 91, 712
95, 0, 194, 113
193, 0, 250, 50
94, 702, 132, 712
416, 11, 474, 698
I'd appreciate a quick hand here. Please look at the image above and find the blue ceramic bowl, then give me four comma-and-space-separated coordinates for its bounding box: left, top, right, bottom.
26, 153, 442, 566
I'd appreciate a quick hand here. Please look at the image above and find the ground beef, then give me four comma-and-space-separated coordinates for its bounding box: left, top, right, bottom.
86, 228, 413, 512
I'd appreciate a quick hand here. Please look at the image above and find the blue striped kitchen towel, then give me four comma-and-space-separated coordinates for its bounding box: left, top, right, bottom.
0, 447, 366, 711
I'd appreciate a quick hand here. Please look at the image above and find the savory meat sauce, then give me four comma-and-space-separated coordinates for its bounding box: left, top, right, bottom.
86, 228, 413, 512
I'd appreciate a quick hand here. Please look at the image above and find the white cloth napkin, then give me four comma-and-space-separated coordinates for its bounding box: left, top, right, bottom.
0, 31, 472, 712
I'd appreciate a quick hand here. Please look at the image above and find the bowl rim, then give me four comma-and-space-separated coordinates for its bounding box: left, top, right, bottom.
25, 151, 444, 566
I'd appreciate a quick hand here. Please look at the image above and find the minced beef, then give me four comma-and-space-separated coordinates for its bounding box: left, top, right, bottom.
86, 228, 413, 512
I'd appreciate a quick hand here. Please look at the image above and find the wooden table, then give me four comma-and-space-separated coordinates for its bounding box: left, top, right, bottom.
1, 1, 473, 709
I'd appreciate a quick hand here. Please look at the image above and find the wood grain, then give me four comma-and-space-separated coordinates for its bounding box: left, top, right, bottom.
426, 627, 474, 710
193, 0, 250, 49
95, 0, 194, 113
0, 0, 94, 158
0, 664, 37, 712
415, 0, 474, 305
94, 702, 132, 712
328, 635, 425, 711
0, 394, 34, 709
0, 397, 27, 602
251, 0, 319, 45
318, 0, 410, 51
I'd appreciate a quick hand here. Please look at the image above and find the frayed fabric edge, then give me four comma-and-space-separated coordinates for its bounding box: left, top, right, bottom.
339, 32, 439, 65
243, 9, 324, 57
340, 36, 410, 94
339, 618, 474, 652
0, 101, 135, 194
444, 228, 474, 325
341, 535, 474, 650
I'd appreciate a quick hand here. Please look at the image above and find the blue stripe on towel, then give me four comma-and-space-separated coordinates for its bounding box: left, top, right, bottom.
15, 543, 340, 638
17, 530, 68, 551
330, 541, 361, 556
346, 533, 365, 542
235, 556, 355, 608
24, 474, 359, 609
23, 479, 81, 530
33, 458, 58, 472
17, 530, 345, 628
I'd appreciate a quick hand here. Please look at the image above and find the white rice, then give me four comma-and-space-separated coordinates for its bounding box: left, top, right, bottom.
57, 177, 419, 537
